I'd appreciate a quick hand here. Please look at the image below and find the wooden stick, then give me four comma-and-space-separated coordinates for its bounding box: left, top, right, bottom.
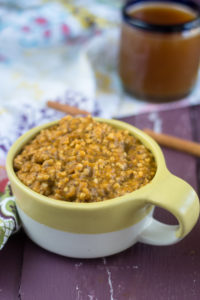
143, 128, 200, 157
47, 101, 90, 116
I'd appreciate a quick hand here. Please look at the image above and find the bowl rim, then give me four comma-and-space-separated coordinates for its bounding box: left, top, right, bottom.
6, 117, 167, 211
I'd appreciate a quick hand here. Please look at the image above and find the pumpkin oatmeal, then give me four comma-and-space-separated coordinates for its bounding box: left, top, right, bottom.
14, 116, 157, 202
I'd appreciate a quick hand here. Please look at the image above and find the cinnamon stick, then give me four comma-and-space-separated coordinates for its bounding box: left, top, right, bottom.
143, 128, 200, 157
47, 101, 90, 116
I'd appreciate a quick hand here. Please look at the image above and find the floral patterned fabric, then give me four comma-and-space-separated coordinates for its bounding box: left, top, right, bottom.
0, 183, 20, 249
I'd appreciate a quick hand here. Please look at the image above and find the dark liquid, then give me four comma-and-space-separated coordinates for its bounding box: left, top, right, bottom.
119, 2, 200, 102
129, 2, 196, 25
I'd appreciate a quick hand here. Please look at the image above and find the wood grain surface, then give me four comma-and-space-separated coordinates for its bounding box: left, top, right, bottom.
1, 106, 200, 300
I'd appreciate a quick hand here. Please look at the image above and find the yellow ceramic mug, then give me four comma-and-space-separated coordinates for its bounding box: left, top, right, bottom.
6, 118, 200, 258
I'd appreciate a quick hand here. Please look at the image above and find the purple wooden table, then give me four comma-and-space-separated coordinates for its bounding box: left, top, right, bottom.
1, 106, 200, 300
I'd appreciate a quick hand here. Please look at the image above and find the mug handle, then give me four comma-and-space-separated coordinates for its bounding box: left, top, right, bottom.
138, 172, 200, 246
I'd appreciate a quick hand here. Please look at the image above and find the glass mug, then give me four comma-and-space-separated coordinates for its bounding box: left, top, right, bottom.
119, 0, 200, 102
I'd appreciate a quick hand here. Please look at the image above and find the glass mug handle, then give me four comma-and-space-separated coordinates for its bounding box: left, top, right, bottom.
139, 172, 200, 245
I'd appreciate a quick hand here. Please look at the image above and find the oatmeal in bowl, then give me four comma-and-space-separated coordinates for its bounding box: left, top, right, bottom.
14, 116, 157, 203
6, 116, 199, 258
